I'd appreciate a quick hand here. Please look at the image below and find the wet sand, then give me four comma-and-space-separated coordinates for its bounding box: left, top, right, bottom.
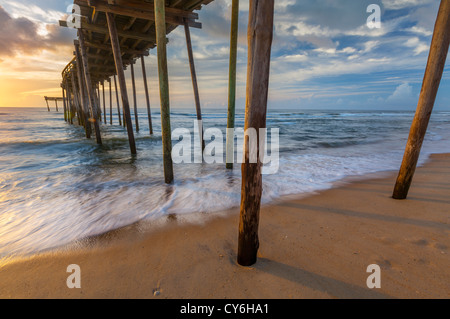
0, 153, 449, 299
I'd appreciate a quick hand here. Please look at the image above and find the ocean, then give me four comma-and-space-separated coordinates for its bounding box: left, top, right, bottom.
1, 106, 450, 258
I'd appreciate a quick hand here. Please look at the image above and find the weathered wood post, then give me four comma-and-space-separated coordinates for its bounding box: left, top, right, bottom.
183, 18, 205, 151
106, 12, 136, 154
78, 30, 102, 145
67, 80, 75, 125
102, 80, 106, 124
393, 0, 450, 200
65, 80, 73, 125
109, 78, 113, 125
95, 83, 102, 122
62, 84, 67, 122
71, 69, 90, 136
130, 61, 140, 132
55, 100, 59, 112
113, 74, 123, 127
226, 0, 239, 169
74, 43, 91, 135
155, 0, 174, 183
141, 55, 153, 135
45, 97, 50, 112
237, 0, 274, 266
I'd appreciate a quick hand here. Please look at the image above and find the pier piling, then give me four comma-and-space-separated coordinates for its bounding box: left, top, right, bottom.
393, 0, 450, 200
106, 11, 136, 155
238, 0, 274, 267
183, 18, 205, 151
113, 74, 123, 127
141, 55, 153, 135
78, 30, 102, 145
226, 0, 239, 169
155, 0, 174, 183
130, 61, 140, 132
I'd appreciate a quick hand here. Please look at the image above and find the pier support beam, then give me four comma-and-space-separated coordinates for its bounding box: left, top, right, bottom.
102, 80, 107, 124
45, 97, 50, 112
62, 85, 67, 122
141, 55, 153, 135
237, 0, 274, 267
183, 19, 204, 151
95, 83, 102, 122
113, 74, 123, 127
74, 43, 91, 134
109, 78, 113, 125
65, 81, 73, 125
106, 12, 136, 154
226, 0, 239, 169
78, 30, 102, 145
393, 0, 450, 200
78, 29, 102, 145
71, 68, 90, 136
155, 0, 174, 183
130, 61, 140, 132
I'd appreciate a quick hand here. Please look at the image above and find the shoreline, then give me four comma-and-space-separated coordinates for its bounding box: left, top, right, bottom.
0, 153, 449, 298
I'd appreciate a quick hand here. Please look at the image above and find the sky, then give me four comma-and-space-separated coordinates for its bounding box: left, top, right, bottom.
0, 0, 449, 111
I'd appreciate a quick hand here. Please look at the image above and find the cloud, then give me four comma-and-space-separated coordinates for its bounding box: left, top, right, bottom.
0, 5, 74, 58
0, 5, 42, 56
386, 82, 417, 106
404, 37, 429, 55
0, 1, 64, 24
382, 0, 434, 10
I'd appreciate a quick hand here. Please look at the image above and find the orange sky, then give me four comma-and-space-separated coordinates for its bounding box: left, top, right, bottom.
0, 68, 69, 108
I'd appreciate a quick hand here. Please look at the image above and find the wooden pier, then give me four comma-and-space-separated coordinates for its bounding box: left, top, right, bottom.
44, 96, 64, 112
57, 0, 213, 181
53, 0, 276, 267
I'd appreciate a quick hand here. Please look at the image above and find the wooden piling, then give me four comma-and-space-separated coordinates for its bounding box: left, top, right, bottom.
74, 43, 91, 135
78, 30, 102, 145
45, 97, 50, 112
183, 18, 205, 151
109, 79, 113, 125
68, 81, 75, 125
237, 0, 274, 267
130, 61, 140, 132
226, 0, 239, 169
102, 80, 107, 124
393, 0, 450, 200
141, 55, 153, 135
113, 74, 123, 127
106, 12, 137, 155
62, 85, 67, 122
65, 81, 74, 125
95, 83, 102, 122
155, 0, 174, 183
55, 100, 59, 112
71, 69, 88, 136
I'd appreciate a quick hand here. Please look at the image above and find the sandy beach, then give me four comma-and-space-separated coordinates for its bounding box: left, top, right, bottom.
0, 153, 449, 299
